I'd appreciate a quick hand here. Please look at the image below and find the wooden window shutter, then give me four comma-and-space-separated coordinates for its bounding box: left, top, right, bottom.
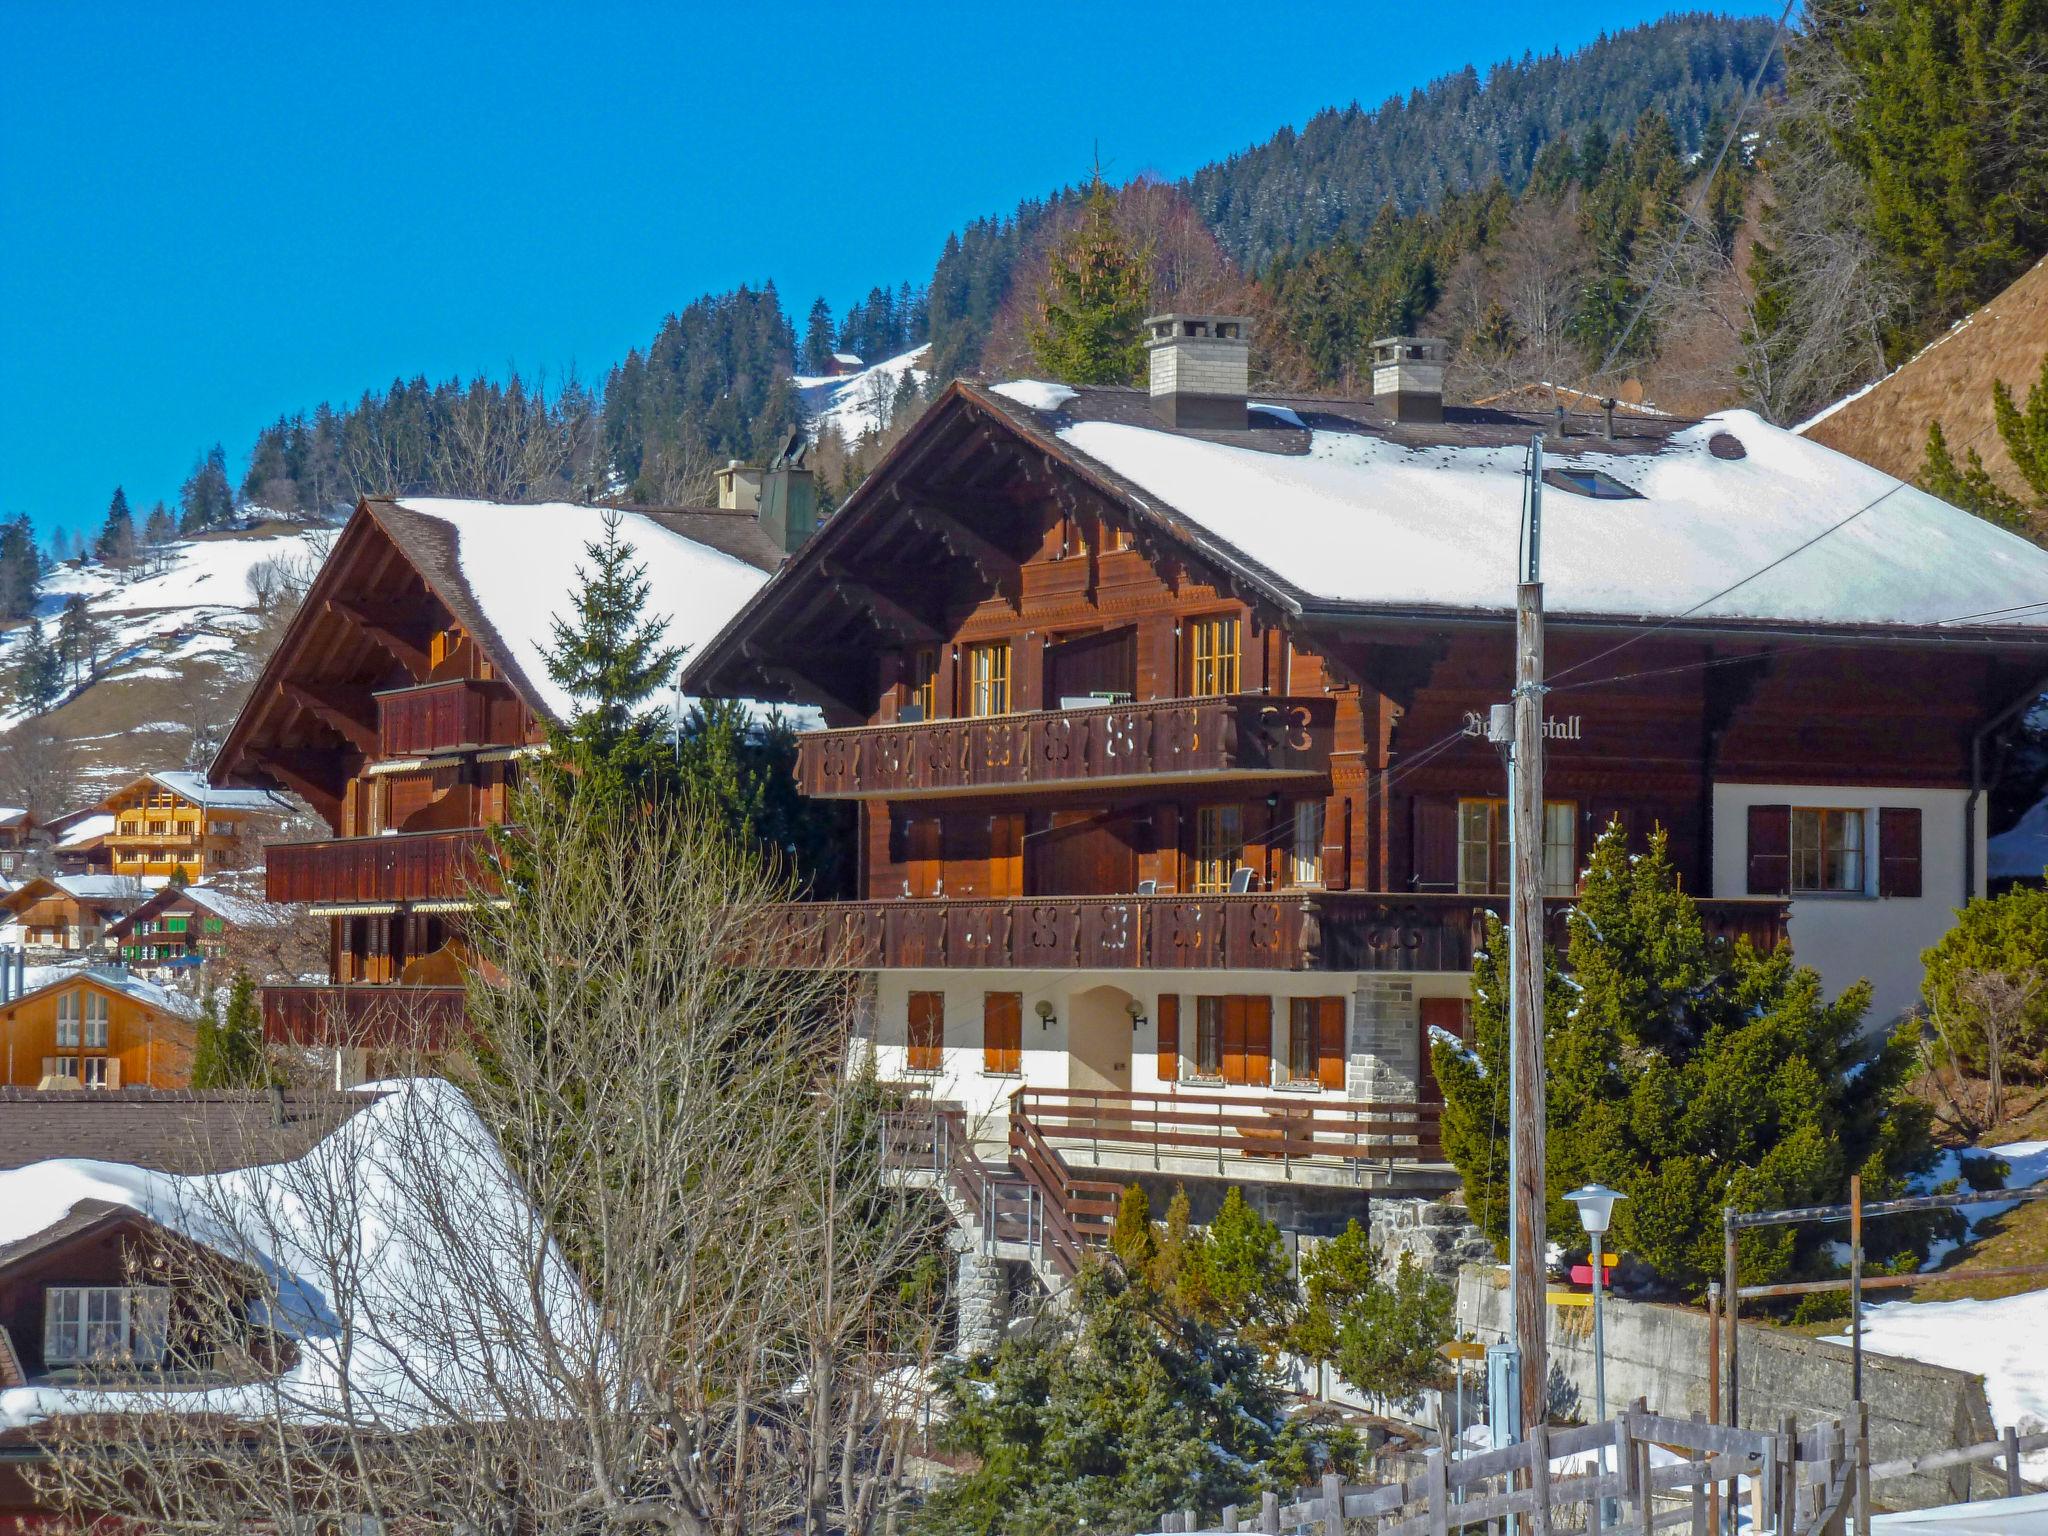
1413, 798, 1459, 890
1315, 996, 1347, 1090
1243, 996, 1273, 1087
1221, 995, 1248, 1085
907, 992, 943, 1072
1879, 807, 1923, 899
1746, 805, 1792, 896
1156, 994, 1180, 1083
983, 992, 1022, 1074
1418, 998, 1470, 1103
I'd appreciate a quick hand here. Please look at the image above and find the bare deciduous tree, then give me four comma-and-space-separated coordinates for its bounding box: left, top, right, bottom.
32, 798, 949, 1536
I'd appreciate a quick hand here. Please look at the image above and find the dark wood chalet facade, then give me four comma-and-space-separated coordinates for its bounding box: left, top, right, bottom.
209, 496, 784, 1062
683, 321, 2048, 1235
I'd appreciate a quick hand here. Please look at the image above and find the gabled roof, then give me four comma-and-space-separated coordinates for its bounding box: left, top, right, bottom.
1, 875, 151, 916
0, 1088, 375, 1173
106, 882, 286, 941
0, 1196, 140, 1270
0, 963, 203, 1021
53, 813, 114, 849
688, 378, 2048, 714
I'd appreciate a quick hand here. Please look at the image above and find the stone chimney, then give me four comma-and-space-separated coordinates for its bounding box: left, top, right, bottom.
1145, 313, 1251, 429
1371, 336, 1447, 424
714, 461, 762, 512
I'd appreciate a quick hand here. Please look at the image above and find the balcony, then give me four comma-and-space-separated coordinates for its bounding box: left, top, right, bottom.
795, 694, 1336, 800
266, 827, 500, 907
263, 983, 467, 1047
761, 892, 1788, 973
376, 677, 528, 758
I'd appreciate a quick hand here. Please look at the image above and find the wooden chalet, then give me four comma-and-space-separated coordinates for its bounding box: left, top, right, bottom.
85, 772, 292, 885
208, 495, 791, 1063
105, 882, 285, 974
683, 316, 2048, 1272
0, 965, 199, 1090
0, 875, 151, 955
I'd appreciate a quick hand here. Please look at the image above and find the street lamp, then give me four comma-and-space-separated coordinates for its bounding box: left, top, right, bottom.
1565, 1184, 1625, 1428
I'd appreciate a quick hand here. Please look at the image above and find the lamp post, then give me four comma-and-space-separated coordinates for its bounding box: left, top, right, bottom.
1564, 1184, 1624, 1424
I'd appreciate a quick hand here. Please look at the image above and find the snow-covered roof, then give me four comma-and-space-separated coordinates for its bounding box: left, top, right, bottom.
0, 1079, 595, 1431
981, 383, 2048, 634
389, 499, 782, 723
179, 883, 288, 928
831, 351, 864, 366
0, 806, 27, 830
144, 770, 292, 812
6, 962, 202, 1020
55, 812, 115, 848
53, 874, 150, 902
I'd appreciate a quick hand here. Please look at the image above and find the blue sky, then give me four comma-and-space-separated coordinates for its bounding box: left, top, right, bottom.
2, 2, 1776, 538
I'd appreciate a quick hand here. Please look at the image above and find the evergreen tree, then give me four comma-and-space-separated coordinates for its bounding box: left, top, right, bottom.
801, 297, 836, 373
179, 443, 236, 532
1029, 176, 1153, 385
141, 501, 179, 573
1920, 421, 2029, 531
541, 511, 686, 811
56, 594, 105, 684
1993, 353, 2048, 506
673, 698, 852, 895
0, 515, 41, 623
95, 487, 136, 566
13, 619, 64, 715
1433, 822, 1942, 1295
190, 971, 268, 1088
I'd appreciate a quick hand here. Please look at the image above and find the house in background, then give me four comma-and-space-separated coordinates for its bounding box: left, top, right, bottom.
827, 351, 865, 377
79, 772, 293, 886
208, 494, 798, 1067
0, 810, 34, 878
0, 965, 199, 1090
106, 883, 288, 977
0, 876, 150, 955
684, 315, 2048, 1299
44, 808, 114, 877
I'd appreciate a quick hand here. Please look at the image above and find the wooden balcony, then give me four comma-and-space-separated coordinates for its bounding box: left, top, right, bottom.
1016, 1087, 1444, 1167
266, 828, 500, 906
795, 693, 1336, 799
376, 677, 528, 758
760, 892, 1788, 973
263, 983, 467, 1047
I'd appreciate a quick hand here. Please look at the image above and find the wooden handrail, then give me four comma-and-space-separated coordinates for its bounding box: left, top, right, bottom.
1018, 1085, 1444, 1165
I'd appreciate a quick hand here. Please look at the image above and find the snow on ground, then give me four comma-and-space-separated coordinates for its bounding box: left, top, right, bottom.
1050, 406, 2048, 630
0, 1078, 596, 1432
1825, 1142, 2048, 1471
796, 346, 930, 444
1990, 796, 2048, 880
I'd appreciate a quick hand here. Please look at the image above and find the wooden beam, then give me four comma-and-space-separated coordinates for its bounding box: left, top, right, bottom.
896, 496, 1021, 601
257, 751, 345, 829
815, 564, 940, 643
327, 600, 431, 678
758, 666, 864, 726
283, 682, 378, 756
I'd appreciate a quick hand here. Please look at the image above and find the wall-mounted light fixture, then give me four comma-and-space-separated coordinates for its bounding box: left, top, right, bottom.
1125, 998, 1148, 1031
1035, 999, 1057, 1031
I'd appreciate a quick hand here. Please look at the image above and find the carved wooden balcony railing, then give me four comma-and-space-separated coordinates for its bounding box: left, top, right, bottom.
795, 693, 1337, 799
266, 828, 500, 906
760, 892, 1788, 973
376, 677, 528, 758
262, 983, 468, 1047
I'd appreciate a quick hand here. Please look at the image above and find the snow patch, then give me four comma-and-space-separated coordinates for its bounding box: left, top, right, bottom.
797, 346, 931, 444
991, 379, 1080, 414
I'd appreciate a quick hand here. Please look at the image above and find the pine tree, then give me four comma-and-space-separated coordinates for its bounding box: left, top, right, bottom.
177, 442, 235, 532
142, 502, 179, 573
674, 699, 851, 894
95, 487, 136, 566
1432, 823, 1942, 1295
541, 510, 687, 811
13, 619, 65, 714
0, 516, 41, 623
801, 297, 836, 373
1920, 421, 2029, 532
190, 971, 268, 1088
56, 594, 105, 684
1029, 176, 1153, 385
1992, 354, 2048, 505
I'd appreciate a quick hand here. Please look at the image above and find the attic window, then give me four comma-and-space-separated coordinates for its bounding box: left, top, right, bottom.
1544, 467, 1641, 501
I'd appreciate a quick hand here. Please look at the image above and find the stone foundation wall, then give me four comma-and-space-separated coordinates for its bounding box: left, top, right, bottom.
1369, 1197, 1494, 1283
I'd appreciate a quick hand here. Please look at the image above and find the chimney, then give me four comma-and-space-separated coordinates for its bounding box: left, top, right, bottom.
1145, 314, 1251, 429
714, 461, 762, 513
756, 430, 818, 554
1370, 336, 1447, 424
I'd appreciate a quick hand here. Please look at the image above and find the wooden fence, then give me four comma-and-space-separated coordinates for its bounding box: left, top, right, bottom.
1149, 1402, 1859, 1536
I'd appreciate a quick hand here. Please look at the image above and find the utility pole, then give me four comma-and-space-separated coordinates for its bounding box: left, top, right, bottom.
1510, 433, 1549, 1433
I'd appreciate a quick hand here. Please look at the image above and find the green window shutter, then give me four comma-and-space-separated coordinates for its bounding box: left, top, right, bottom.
165, 916, 187, 933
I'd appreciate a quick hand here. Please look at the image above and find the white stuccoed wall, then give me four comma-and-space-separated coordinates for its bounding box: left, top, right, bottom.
1711, 783, 1979, 1026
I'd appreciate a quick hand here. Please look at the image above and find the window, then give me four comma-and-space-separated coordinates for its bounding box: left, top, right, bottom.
1290, 800, 1326, 888
84, 992, 108, 1049
1791, 807, 1865, 893
1156, 994, 1180, 1083
983, 992, 1022, 1075
907, 648, 938, 720
1193, 805, 1243, 894
165, 915, 188, 934
907, 992, 944, 1073
967, 643, 1009, 717
1456, 799, 1577, 897
1189, 617, 1240, 696
1284, 997, 1348, 1089
44, 1285, 168, 1366
1543, 467, 1641, 500
1195, 996, 1224, 1077
56, 991, 79, 1048
81, 1057, 112, 1088
1193, 995, 1272, 1086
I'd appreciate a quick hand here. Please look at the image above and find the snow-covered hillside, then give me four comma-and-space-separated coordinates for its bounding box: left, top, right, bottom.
2, 523, 333, 782
794, 346, 930, 444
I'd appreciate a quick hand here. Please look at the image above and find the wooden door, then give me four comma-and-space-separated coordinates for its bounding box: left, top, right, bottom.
894, 815, 942, 898
907, 992, 944, 1072
983, 992, 1022, 1074
1315, 996, 1347, 1090
1243, 995, 1272, 1087
1027, 810, 1137, 895
1046, 625, 1138, 705
1418, 997, 1469, 1103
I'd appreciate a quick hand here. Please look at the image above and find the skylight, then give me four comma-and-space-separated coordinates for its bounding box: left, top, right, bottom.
1544, 467, 1641, 500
